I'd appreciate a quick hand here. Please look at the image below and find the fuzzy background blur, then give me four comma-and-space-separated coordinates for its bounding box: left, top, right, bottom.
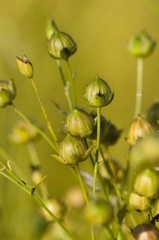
0, 0, 159, 239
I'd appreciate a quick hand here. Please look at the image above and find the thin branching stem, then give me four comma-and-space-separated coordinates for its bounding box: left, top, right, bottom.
0, 161, 76, 240
0, 145, 26, 179
30, 78, 57, 142
27, 142, 49, 199
11, 103, 57, 152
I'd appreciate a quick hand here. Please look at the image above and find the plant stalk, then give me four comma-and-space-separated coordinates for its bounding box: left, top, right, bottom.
30, 78, 57, 142
134, 57, 144, 118
66, 60, 77, 108
76, 164, 88, 205
93, 107, 101, 196
0, 161, 75, 240
56, 60, 73, 110
11, 104, 57, 152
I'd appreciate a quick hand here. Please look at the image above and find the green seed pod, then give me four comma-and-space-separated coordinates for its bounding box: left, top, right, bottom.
16, 53, 34, 79
127, 115, 153, 145
48, 31, 77, 60
129, 134, 159, 170
66, 108, 94, 138
84, 75, 114, 108
0, 79, 16, 107
128, 192, 150, 211
53, 134, 94, 165
40, 197, 66, 222
46, 19, 58, 41
134, 169, 159, 199
65, 186, 85, 210
85, 198, 114, 225
132, 223, 159, 240
9, 120, 39, 144
127, 30, 156, 58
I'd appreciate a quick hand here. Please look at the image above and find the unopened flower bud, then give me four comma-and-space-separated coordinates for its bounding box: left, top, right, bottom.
127, 30, 156, 58
129, 134, 159, 169
127, 115, 153, 145
0, 79, 16, 107
84, 75, 114, 108
40, 197, 66, 222
134, 168, 159, 199
66, 108, 94, 138
128, 192, 150, 211
9, 120, 39, 144
85, 198, 114, 225
52, 134, 94, 165
132, 223, 159, 240
16, 53, 34, 79
46, 19, 58, 40
65, 186, 85, 210
48, 31, 77, 60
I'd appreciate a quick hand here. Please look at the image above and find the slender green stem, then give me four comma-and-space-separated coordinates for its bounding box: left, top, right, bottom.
91, 225, 95, 240
134, 57, 144, 118
27, 142, 49, 199
106, 226, 115, 240
33, 194, 75, 240
96, 108, 101, 161
30, 78, 57, 142
11, 104, 57, 153
55, 60, 73, 111
100, 146, 122, 198
0, 161, 75, 240
0, 145, 26, 179
76, 164, 96, 240
84, 140, 108, 197
64, 82, 74, 110
76, 164, 88, 205
93, 107, 101, 196
56, 59, 66, 86
66, 60, 77, 108
93, 163, 98, 196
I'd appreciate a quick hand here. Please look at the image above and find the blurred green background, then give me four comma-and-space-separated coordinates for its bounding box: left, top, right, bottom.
0, 0, 159, 239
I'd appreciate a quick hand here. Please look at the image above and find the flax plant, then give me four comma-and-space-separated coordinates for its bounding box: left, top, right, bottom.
0, 20, 159, 240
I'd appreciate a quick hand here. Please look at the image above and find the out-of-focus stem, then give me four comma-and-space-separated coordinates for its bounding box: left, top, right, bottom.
134, 57, 144, 118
